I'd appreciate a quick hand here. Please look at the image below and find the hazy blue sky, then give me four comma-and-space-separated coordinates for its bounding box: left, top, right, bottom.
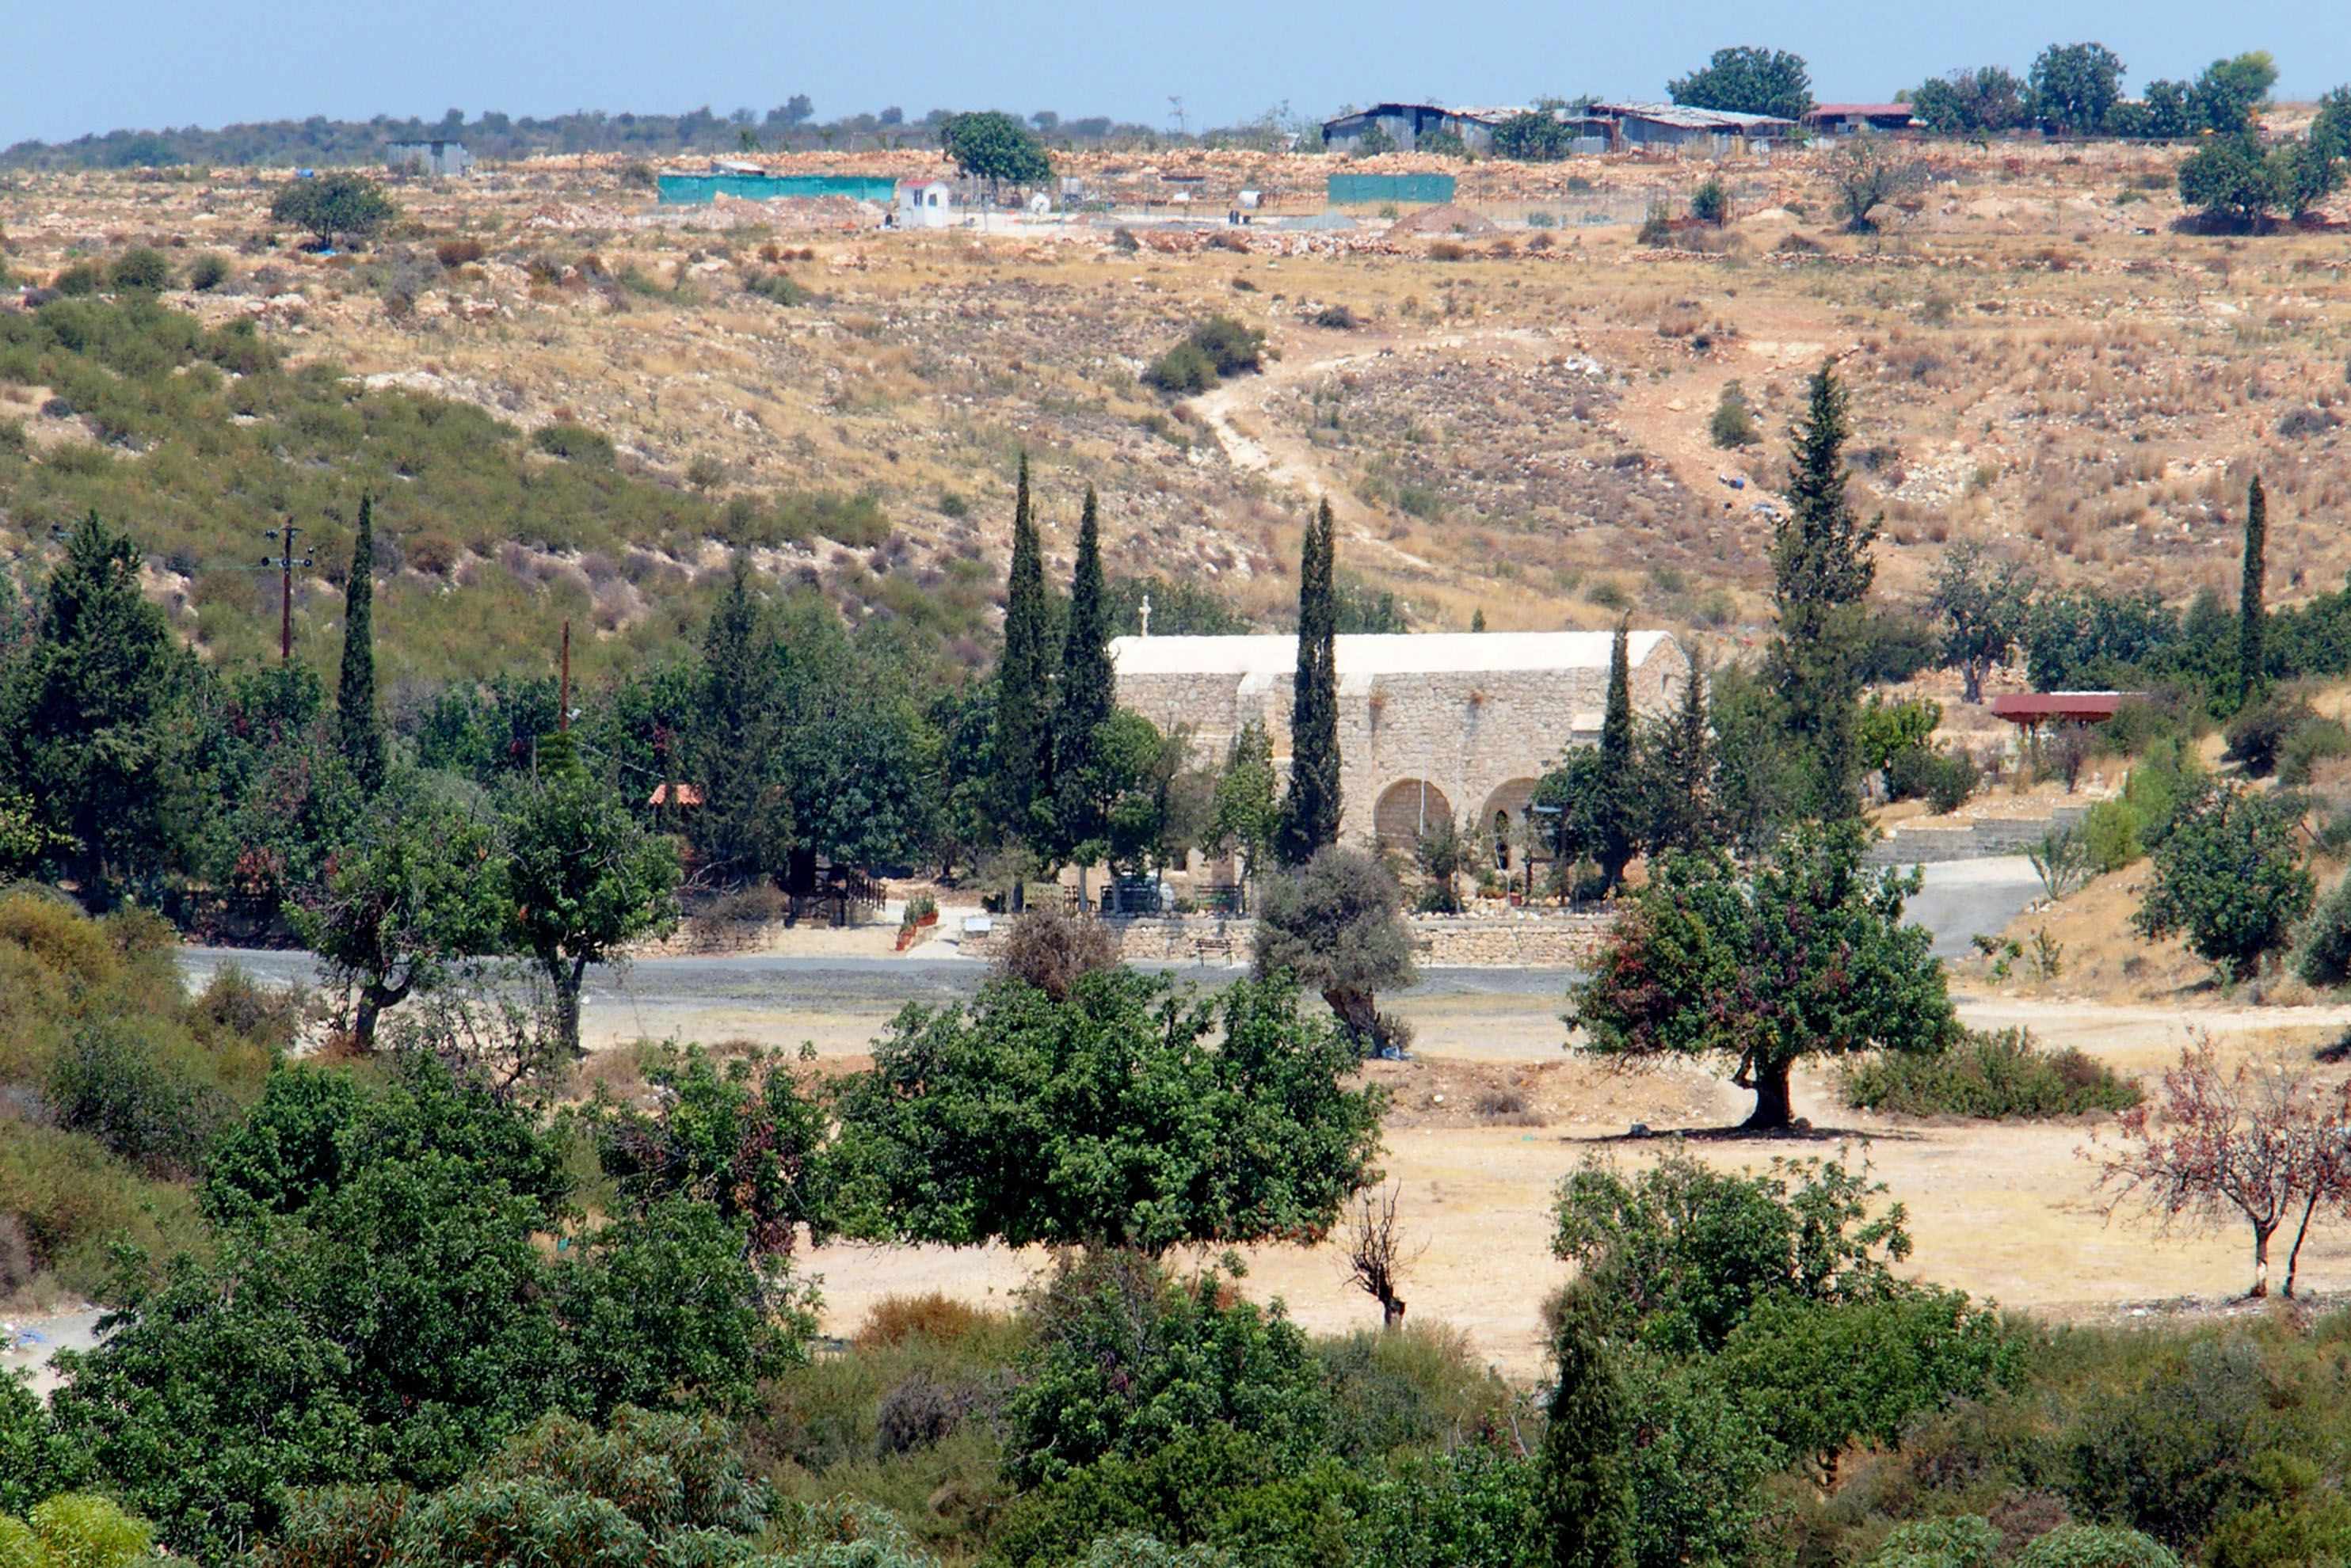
9, 0, 2345, 147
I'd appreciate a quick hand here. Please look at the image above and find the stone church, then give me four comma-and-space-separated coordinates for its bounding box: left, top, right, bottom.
1110, 630, 1690, 858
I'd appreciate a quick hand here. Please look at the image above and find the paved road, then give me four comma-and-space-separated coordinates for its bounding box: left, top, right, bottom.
1900, 854, 2047, 961
181, 856, 2043, 1009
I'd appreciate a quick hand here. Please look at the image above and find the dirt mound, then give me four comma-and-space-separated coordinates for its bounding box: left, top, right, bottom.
1389, 203, 1497, 238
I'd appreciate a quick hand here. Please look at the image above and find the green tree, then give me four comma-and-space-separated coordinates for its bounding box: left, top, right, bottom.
2269, 136, 2348, 219
1768, 364, 1878, 817
1278, 500, 1342, 864
1253, 845, 1416, 1049
2133, 785, 2312, 982
1492, 102, 1583, 162
2179, 133, 2281, 226
0, 1495, 154, 1568
595, 1044, 835, 1257
1004, 1253, 1332, 1490
689, 556, 790, 883
1640, 660, 1716, 858
335, 493, 386, 794
1668, 47, 1815, 121
498, 770, 680, 1056
1550, 1147, 1915, 1354
0, 512, 198, 897
1689, 177, 1728, 226
942, 110, 1053, 192
830, 969, 1383, 1254
2030, 43, 2128, 135
1908, 67, 2030, 135
1537, 1287, 1633, 1568
269, 172, 397, 246
996, 454, 1054, 858
1052, 485, 1115, 890
294, 774, 509, 1051
1209, 720, 1282, 874
1591, 622, 1640, 892
2239, 475, 2268, 704
2193, 51, 2278, 134
1927, 540, 2027, 703
1569, 822, 1958, 1129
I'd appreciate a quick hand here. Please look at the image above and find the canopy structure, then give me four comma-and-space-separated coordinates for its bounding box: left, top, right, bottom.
1988, 693, 2141, 728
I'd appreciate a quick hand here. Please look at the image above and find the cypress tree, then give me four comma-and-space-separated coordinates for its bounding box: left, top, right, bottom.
995, 453, 1053, 839
1536, 1286, 1633, 1568
1648, 657, 1715, 856
2239, 474, 2268, 706
692, 554, 787, 879
1278, 499, 1343, 864
1593, 620, 1638, 892
336, 493, 386, 794
1052, 485, 1115, 877
1768, 363, 1877, 819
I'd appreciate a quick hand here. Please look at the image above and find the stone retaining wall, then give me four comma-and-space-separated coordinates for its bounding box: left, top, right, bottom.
963, 911, 1614, 970
1864, 804, 2092, 866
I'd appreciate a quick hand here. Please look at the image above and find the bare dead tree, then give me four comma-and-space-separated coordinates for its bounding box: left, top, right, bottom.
1343, 1182, 1427, 1328
2089, 1037, 2351, 1298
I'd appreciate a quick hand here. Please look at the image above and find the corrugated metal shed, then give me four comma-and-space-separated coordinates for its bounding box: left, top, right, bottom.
1326, 171, 1457, 206
656, 173, 898, 204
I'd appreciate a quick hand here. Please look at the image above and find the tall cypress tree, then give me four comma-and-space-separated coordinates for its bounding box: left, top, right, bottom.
2239, 474, 2269, 706
1052, 485, 1115, 874
1593, 620, 1638, 892
1768, 363, 1877, 819
995, 453, 1052, 840
336, 493, 386, 794
1278, 499, 1343, 864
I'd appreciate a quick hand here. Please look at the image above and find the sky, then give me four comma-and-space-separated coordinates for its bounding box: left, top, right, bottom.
7, 0, 2346, 147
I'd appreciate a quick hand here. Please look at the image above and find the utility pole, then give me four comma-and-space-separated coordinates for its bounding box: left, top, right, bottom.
558, 618, 572, 730
257, 521, 312, 664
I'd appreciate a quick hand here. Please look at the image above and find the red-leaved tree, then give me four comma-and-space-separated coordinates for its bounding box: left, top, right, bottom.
2090, 1038, 2351, 1298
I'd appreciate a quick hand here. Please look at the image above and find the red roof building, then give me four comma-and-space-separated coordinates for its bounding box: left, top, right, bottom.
647, 782, 704, 808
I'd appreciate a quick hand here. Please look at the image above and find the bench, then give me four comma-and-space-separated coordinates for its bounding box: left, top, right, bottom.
1193, 936, 1237, 965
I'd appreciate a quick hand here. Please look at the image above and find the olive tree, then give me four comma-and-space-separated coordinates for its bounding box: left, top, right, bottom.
296, 774, 509, 1051
1569, 821, 1958, 1130
1833, 136, 1928, 232
1253, 845, 1418, 1052
269, 173, 396, 247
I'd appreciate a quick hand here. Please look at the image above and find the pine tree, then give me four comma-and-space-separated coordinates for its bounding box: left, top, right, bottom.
335, 493, 386, 794
1278, 499, 1343, 864
1052, 485, 1115, 881
1768, 363, 1877, 819
1471, 607, 1487, 632
1593, 620, 1640, 892
1537, 1285, 1633, 1568
994, 452, 1053, 840
2239, 474, 2269, 706
4, 512, 197, 896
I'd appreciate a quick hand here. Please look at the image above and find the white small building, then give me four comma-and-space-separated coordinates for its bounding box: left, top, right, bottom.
895, 180, 953, 228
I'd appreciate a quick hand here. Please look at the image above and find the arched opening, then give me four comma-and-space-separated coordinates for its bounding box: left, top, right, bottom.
1374, 778, 1454, 854
1479, 778, 1543, 873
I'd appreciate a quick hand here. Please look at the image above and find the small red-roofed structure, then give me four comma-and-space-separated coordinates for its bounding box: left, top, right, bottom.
1989, 692, 2140, 730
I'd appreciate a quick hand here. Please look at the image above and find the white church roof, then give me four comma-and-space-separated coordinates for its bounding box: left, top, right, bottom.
1110, 630, 1675, 679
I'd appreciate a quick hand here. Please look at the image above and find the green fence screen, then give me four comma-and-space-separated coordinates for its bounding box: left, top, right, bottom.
1324, 173, 1457, 206
657, 173, 898, 204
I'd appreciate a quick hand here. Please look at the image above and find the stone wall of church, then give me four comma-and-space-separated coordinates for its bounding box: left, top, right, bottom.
1115, 639, 1688, 851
